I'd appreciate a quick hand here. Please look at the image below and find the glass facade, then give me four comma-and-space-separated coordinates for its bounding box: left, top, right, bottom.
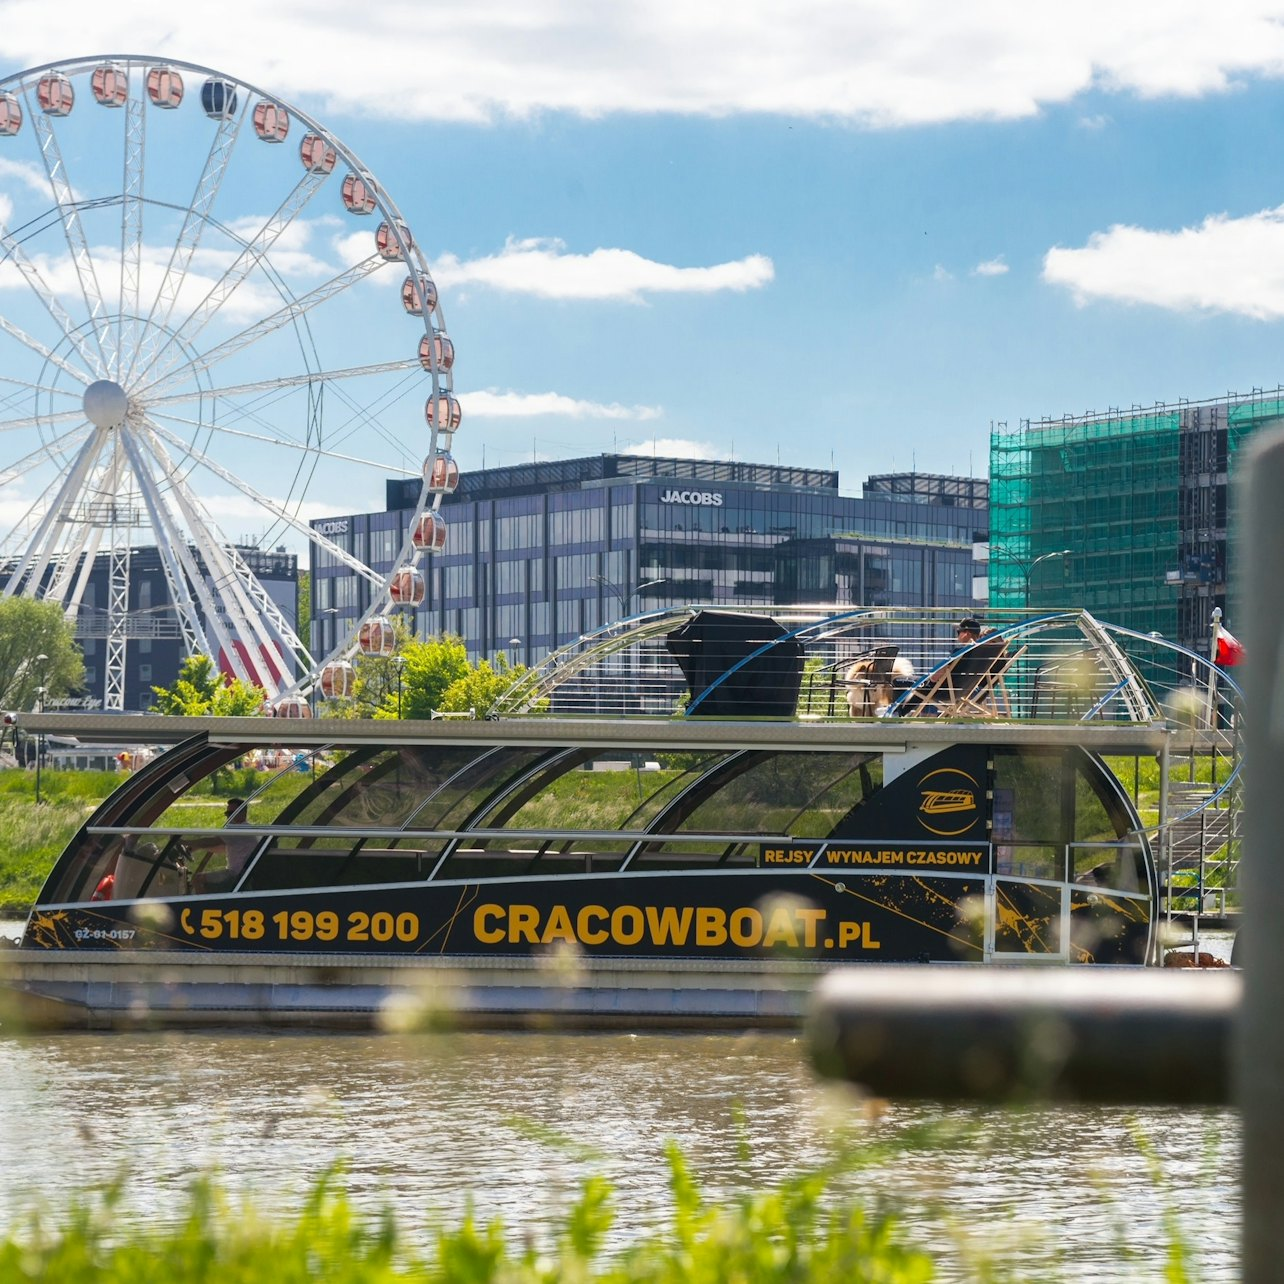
990, 388, 1284, 652
313, 455, 985, 663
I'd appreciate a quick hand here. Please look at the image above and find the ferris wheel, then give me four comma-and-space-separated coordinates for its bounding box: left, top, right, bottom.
0, 55, 460, 712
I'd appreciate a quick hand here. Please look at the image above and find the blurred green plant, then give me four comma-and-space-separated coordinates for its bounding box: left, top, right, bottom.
0, 1152, 936, 1283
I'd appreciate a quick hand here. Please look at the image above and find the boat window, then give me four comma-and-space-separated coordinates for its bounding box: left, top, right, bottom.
244, 835, 441, 891
403, 747, 556, 832
993, 747, 1147, 892
667, 751, 879, 842
477, 751, 727, 834
628, 839, 758, 870
433, 838, 633, 880
995, 843, 1061, 881
278, 746, 485, 829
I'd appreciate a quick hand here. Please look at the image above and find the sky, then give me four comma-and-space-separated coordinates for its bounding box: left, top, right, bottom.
5, 2, 1284, 536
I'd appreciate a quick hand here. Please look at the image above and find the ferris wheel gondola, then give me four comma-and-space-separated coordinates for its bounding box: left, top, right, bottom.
0, 54, 459, 710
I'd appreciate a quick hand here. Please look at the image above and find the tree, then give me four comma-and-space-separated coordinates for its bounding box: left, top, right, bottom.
296, 571, 311, 651
150, 654, 267, 716
382, 634, 472, 719
436, 657, 522, 719
319, 632, 529, 720
0, 598, 84, 712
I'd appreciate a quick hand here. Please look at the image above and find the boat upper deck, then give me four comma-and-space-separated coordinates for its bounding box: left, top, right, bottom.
11, 606, 1241, 757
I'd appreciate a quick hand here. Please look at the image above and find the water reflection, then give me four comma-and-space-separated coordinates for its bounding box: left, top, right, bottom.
0, 1029, 1238, 1279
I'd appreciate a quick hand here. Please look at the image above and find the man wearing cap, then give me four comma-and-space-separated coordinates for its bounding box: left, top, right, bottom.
955, 617, 985, 649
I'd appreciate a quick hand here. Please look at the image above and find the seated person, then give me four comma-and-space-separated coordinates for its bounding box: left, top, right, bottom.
194, 798, 257, 893
844, 653, 915, 716
892, 619, 1005, 717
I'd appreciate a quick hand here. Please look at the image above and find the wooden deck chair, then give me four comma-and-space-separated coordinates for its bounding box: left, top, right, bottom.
842, 645, 900, 716
948, 643, 1026, 717
896, 637, 1019, 718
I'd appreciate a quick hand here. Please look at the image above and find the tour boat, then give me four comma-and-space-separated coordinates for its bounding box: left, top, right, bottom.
16, 606, 1241, 968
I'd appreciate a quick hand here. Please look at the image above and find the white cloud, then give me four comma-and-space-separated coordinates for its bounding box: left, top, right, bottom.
434, 237, 773, 302
932, 264, 955, 283
0, 211, 363, 334
463, 389, 663, 420
619, 437, 720, 459
972, 256, 1009, 276
1043, 205, 1284, 318
4, 3, 1284, 126
0, 156, 53, 202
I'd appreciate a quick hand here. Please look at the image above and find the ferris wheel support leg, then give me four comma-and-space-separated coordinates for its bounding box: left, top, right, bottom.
3, 427, 107, 599
134, 426, 280, 693
118, 431, 211, 659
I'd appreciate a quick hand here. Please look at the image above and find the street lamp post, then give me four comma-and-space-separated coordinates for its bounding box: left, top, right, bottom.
591, 575, 667, 619
392, 654, 406, 718
33, 675, 46, 804
992, 547, 1071, 605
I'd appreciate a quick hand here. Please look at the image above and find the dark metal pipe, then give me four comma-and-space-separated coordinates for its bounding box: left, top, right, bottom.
807, 966, 1237, 1105
1238, 424, 1284, 1282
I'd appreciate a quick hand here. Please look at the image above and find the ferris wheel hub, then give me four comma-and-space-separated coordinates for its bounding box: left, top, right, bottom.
82, 379, 129, 429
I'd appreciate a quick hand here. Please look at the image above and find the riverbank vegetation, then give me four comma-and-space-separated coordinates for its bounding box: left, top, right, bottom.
0, 1152, 941, 1283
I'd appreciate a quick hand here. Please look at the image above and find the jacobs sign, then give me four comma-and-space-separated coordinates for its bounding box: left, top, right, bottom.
659, 489, 723, 506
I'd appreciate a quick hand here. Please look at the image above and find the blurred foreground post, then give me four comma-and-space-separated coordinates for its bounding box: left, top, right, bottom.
1239, 426, 1284, 1282
808, 967, 1235, 1104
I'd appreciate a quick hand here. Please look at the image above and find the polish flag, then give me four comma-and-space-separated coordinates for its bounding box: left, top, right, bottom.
1216, 629, 1245, 667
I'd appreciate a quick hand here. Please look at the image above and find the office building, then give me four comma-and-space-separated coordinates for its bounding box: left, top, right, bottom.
311, 454, 987, 664
989, 388, 1283, 651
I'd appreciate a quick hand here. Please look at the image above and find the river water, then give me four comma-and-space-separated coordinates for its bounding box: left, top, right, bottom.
0, 922, 1240, 1279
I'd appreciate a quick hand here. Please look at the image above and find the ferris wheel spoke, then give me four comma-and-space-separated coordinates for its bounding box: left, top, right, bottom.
126, 98, 245, 384
148, 406, 417, 475
0, 223, 107, 376
0, 407, 86, 434
115, 76, 146, 381
0, 308, 95, 387
137, 253, 389, 400
24, 89, 115, 375
2, 426, 108, 597
147, 357, 420, 409
0, 371, 81, 398
144, 415, 387, 586
312, 369, 428, 459
133, 167, 332, 389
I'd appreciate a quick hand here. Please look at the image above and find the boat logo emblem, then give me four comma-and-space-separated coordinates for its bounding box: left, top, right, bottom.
917, 767, 979, 837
